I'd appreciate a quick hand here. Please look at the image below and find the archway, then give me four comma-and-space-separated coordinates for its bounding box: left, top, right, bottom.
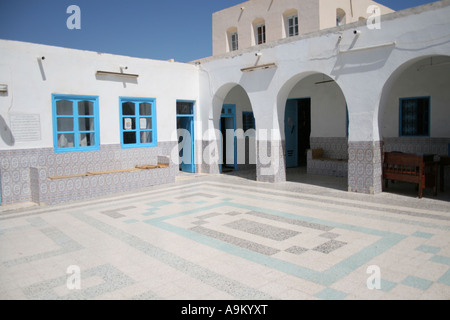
379, 55, 450, 196
277, 72, 349, 188
213, 84, 256, 180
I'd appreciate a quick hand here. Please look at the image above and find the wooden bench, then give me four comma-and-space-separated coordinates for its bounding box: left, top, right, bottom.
382, 152, 438, 198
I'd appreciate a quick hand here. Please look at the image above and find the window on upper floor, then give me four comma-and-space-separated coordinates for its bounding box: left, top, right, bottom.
287, 15, 299, 37
52, 94, 100, 153
257, 24, 266, 45
252, 18, 266, 46
399, 97, 430, 137
227, 27, 239, 52
337, 8, 346, 26
231, 32, 239, 51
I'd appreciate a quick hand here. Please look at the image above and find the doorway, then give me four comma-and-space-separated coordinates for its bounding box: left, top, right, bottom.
285, 98, 311, 168
177, 101, 195, 173
220, 104, 237, 173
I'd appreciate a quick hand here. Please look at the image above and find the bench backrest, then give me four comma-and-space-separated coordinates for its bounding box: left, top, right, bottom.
383, 152, 424, 175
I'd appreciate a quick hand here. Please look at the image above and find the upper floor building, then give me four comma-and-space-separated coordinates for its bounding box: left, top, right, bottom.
212, 0, 394, 55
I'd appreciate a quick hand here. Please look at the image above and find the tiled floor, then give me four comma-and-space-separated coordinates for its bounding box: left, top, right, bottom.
1, 170, 450, 300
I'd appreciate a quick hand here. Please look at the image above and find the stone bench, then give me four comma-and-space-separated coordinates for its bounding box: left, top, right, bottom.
307, 148, 348, 177
30, 155, 175, 206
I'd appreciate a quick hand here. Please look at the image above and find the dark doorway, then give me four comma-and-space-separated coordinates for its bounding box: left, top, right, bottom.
285, 98, 311, 167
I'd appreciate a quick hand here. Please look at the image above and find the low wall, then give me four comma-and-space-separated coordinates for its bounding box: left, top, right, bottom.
0, 142, 177, 206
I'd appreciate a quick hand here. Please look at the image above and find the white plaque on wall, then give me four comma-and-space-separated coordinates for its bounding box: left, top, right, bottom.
10, 114, 41, 142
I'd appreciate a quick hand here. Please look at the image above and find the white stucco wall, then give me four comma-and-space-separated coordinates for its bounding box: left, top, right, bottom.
199, 0, 450, 145
0, 40, 199, 151
288, 73, 347, 138
380, 56, 450, 138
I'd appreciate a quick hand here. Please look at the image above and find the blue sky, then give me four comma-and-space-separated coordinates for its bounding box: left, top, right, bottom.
0, 0, 439, 62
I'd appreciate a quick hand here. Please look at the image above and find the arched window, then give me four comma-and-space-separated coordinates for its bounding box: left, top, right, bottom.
283, 9, 299, 38
252, 18, 266, 45
336, 8, 346, 26
227, 27, 238, 52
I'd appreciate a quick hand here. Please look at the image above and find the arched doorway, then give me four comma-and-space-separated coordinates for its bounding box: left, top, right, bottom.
213, 84, 256, 180
379, 55, 450, 196
278, 72, 349, 187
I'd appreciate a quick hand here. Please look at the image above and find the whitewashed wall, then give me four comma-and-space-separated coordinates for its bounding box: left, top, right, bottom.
0, 40, 199, 206
198, 0, 450, 192
0, 40, 199, 150
380, 56, 450, 138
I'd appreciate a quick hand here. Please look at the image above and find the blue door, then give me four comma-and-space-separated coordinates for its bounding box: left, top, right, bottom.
220, 105, 237, 173
177, 101, 195, 173
285, 99, 298, 168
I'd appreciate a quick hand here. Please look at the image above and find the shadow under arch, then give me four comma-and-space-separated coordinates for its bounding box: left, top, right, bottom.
276, 71, 347, 141
276, 71, 349, 190
211, 82, 256, 179
378, 54, 450, 143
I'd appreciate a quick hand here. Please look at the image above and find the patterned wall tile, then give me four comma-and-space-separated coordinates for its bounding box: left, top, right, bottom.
1, 142, 177, 206
348, 141, 383, 194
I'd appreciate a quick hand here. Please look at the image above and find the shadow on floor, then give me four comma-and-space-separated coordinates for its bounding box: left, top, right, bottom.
221, 165, 450, 201
222, 166, 347, 192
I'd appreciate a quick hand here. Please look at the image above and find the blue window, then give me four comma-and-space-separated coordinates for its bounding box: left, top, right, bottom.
400, 97, 430, 137
52, 94, 100, 153
120, 97, 157, 148
242, 112, 255, 132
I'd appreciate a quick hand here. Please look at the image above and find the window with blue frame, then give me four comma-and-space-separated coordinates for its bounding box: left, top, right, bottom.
52, 94, 100, 152
120, 97, 157, 148
242, 112, 255, 132
400, 97, 430, 137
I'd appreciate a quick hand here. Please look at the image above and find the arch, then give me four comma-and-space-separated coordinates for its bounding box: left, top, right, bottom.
379, 54, 450, 154
277, 72, 349, 183
336, 8, 346, 26
212, 83, 256, 178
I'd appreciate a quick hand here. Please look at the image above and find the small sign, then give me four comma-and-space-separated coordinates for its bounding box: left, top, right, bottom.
139, 118, 147, 130
124, 118, 132, 130
10, 114, 41, 142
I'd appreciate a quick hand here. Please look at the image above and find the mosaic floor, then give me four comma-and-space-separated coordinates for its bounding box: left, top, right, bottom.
1, 171, 450, 300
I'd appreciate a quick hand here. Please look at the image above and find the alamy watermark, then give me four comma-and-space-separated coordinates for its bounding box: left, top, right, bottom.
366, 265, 381, 290
66, 5, 381, 31
367, 5, 381, 30
66, 5, 81, 30
67, 265, 81, 290
172, 127, 281, 176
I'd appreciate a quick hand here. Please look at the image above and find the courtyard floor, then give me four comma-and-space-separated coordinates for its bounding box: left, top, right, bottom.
1, 169, 449, 300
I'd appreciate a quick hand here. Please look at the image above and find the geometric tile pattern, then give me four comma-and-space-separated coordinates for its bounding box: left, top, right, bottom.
22, 264, 135, 300
1, 172, 450, 300
0, 142, 177, 206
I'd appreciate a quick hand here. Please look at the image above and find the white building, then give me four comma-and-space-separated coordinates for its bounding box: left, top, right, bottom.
212, 0, 394, 55
1, 0, 450, 206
